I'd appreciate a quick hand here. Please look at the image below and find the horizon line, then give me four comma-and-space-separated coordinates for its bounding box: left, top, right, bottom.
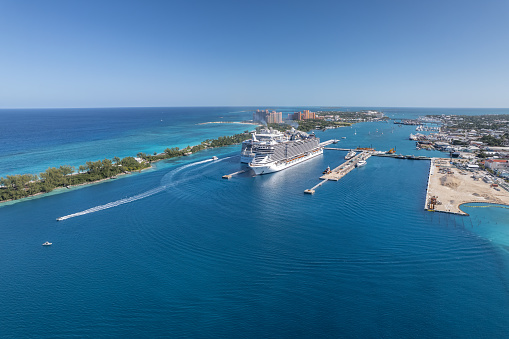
1, 105, 509, 110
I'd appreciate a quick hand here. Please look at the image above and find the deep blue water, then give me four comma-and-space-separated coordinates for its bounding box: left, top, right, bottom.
1, 107, 509, 337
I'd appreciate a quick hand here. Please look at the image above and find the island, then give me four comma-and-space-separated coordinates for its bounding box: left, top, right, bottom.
0, 132, 253, 203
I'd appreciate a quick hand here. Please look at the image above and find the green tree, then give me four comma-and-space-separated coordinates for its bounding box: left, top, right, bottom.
102, 159, 113, 177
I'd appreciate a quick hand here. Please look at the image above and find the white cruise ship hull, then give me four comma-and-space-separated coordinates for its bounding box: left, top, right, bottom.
250, 148, 323, 175
240, 155, 255, 163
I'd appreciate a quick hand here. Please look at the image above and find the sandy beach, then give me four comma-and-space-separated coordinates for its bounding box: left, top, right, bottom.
426, 158, 509, 215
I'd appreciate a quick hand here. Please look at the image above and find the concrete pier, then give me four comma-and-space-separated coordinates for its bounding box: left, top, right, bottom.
304, 179, 329, 194
304, 152, 372, 194
323, 147, 431, 160
323, 147, 352, 151
222, 170, 245, 179
373, 153, 430, 160
320, 152, 372, 181
319, 140, 339, 147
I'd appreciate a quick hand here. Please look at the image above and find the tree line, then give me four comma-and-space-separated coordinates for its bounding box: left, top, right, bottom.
135, 132, 252, 162
479, 134, 509, 147
1, 132, 253, 202
297, 119, 351, 132
0, 157, 148, 202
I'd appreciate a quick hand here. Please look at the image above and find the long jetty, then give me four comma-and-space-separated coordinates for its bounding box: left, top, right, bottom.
324, 148, 431, 160
319, 139, 338, 147
320, 151, 372, 181
222, 170, 245, 179
304, 179, 328, 194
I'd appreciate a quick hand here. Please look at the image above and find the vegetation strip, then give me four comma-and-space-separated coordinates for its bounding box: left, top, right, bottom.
0, 132, 252, 202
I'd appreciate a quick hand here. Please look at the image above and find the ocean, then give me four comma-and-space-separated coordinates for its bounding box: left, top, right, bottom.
1, 107, 509, 337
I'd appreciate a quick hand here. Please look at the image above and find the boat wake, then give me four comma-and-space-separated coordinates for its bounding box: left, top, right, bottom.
56, 185, 168, 221
56, 157, 229, 221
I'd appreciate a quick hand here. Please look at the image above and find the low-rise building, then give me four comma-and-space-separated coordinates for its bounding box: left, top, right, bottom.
484, 159, 509, 171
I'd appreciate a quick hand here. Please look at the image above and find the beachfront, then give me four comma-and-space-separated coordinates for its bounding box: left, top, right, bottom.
426, 158, 509, 215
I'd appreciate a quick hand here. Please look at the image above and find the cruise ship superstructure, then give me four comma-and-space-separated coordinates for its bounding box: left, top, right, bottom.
248, 128, 322, 175
240, 128, 286, 163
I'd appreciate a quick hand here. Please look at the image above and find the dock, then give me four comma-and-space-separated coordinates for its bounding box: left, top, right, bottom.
222, 170, 245, 179
323, 147, 431, 160
304, 179, 329, 194
304, 147, 429, 194
320, 151, 372, 181
372, 153, 430, 160
303, 151, 372, 194
319, 139, 339, 147
323, 147, 352, 151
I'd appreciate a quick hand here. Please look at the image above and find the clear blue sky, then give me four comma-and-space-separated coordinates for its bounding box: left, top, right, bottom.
0, 0, 508, 108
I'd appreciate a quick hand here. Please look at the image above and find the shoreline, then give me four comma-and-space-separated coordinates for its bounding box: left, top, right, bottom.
197, 121, 262, 126
1, 121, 262, 205
0, 165, 154, 207
0, 129, 258, 206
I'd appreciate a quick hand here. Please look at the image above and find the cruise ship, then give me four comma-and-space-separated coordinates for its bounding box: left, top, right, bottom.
248, 129, 322, 175
240, 128, 286, 163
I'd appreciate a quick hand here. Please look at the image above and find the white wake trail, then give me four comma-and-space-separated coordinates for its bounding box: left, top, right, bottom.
57, 185, 167, 221
57, 157, 225, 221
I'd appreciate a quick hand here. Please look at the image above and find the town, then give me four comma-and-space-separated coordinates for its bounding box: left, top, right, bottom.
407, 114, 509, 181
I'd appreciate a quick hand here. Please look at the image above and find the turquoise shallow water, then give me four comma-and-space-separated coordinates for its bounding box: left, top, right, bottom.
0, 107, 256, 177
1, 107, 509, 337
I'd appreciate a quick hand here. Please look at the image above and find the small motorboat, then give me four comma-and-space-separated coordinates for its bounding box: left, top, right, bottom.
323, 166, 331, 174
42, 241, 52, 246
212, 156, 218, 160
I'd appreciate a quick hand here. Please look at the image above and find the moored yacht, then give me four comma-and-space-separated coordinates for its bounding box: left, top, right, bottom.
345, 150, 356, 160
356, 160, 367, 167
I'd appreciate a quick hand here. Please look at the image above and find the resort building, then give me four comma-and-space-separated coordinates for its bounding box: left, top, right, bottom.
253, 109, 283, 124
266, 111, 282, 124
288, 110, 316, 121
